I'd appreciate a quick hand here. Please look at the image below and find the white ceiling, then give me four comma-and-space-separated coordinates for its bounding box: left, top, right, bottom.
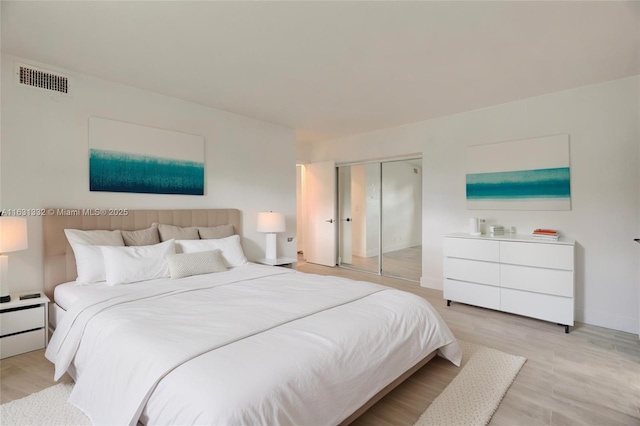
2, 1, 639, 144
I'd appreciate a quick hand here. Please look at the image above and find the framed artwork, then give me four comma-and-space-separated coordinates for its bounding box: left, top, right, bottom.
89, 117, 204, 195
466, 134, 570, 210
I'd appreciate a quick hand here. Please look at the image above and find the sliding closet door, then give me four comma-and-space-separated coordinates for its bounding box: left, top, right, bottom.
381, 159, 422, 282
337, 164, 380, 274
338, 158, 422, 282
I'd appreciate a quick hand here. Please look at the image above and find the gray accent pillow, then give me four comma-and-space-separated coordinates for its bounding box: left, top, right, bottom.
157, 223, 199, 242
64, 229, 124, 246
166, 249, 228, 279
198, 224, 235, 239
121, 224, 160, 246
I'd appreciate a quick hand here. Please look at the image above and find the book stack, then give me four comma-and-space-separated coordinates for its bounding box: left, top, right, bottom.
532, 228, 560, 241
489, 225, 505, 236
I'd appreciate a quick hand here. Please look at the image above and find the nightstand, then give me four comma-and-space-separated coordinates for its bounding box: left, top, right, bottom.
255, 257, 297, 269
0, 292, 50, 359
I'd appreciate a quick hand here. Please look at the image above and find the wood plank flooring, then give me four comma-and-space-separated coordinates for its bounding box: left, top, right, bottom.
296, 261, 640, 426
1, 262, 639, 426
0, 349, 73, 404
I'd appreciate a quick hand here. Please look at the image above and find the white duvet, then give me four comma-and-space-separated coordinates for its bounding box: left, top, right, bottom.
46, 264, 461, 426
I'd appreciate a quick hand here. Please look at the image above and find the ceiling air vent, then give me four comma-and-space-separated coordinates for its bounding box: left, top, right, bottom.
15, 63, 72, 96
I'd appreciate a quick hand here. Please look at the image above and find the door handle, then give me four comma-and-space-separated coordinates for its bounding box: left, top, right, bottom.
341, 218, 352, 222
325, 219, 334, 223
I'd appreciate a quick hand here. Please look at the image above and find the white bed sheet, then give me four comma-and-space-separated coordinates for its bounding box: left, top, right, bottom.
53, 280, 162, 329
54, 281, 109, 310
47, 264, 461, 426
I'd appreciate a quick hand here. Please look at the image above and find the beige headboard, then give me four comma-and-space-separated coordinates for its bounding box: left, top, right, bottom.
43, 209, 241, 299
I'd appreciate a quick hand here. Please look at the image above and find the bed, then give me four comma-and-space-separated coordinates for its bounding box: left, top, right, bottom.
43, 209, 461, 426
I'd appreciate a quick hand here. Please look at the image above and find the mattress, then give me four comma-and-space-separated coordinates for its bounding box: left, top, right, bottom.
47, 263, 461, 426
54, 281, 109, 310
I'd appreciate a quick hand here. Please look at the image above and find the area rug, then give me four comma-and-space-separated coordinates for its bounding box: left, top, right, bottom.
0, 383, 89, 426
415, 340, 526, 426
1, 340, 525, 426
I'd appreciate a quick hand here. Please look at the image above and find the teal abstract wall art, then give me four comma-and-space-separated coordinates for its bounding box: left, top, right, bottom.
89, 117, 205, 195
466, 135, 571, 210
466, 167, 570, 199
90, 149, 204, 195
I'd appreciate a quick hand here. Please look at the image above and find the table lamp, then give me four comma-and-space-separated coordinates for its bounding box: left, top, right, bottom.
0, 217, 28, 303
257, 212, 285, 260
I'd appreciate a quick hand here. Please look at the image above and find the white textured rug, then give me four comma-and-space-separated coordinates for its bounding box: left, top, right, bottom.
0, 383, 89, 426
1, 340, 524, 426
415, 340, 527, 426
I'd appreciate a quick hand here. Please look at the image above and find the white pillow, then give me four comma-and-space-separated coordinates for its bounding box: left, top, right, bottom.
166, 250, 228, 279
176, 235, 248, 268
71, 244, 109, 285
101, 240, 176, 286
64, 229, 125, 285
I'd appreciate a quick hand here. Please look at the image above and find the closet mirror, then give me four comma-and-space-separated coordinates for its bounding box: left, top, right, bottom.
337, 158, 422, 282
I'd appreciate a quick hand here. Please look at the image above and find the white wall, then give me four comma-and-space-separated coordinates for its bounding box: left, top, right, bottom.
302, 76, 640, 334
1, 54, 297, 294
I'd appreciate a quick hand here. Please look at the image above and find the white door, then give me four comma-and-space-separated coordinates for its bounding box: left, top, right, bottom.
305, 161, 337, 266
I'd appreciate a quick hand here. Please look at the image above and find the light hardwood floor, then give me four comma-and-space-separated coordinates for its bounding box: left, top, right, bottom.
1, 263, 639, 426
296, 261, 640, 426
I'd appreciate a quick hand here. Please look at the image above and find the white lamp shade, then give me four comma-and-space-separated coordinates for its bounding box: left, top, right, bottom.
257, 212, 285, 233
0, 217, 28, 253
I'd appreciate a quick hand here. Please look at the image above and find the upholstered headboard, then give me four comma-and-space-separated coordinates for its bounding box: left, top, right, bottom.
43, 209, 241, 299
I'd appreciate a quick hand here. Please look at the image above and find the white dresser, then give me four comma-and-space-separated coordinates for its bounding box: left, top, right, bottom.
443, 233, 575, 332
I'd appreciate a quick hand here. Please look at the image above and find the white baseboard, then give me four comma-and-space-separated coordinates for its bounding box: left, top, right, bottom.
576, 307, 639, 335
420, 276, 442, 290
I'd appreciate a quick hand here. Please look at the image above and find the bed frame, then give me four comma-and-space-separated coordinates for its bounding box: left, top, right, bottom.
42, 208, 435, 425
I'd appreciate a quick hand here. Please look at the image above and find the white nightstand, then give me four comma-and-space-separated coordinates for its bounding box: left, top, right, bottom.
255, 257, 297, 269
0, 292, 50, 359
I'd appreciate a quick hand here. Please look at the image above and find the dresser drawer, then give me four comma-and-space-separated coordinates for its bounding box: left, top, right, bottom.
0, 328, 45, 359
443, 279, 500, 310
444, 237, 499, 262
501, 264, 573, 297
500, 241, 573, 270
444, 258, 499, 286
0, 305, 45, 336
501, 288, 573, 325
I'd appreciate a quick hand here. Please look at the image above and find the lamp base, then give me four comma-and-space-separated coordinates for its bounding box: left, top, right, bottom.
265, 233, 277, 260
0, 295, 10, 303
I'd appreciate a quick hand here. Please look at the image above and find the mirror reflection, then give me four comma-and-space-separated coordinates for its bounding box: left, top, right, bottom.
338, 158, 422, 282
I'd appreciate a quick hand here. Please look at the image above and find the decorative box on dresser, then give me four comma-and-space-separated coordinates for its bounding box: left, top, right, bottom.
0, 292, 49, 358
443, 233, 575, 332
